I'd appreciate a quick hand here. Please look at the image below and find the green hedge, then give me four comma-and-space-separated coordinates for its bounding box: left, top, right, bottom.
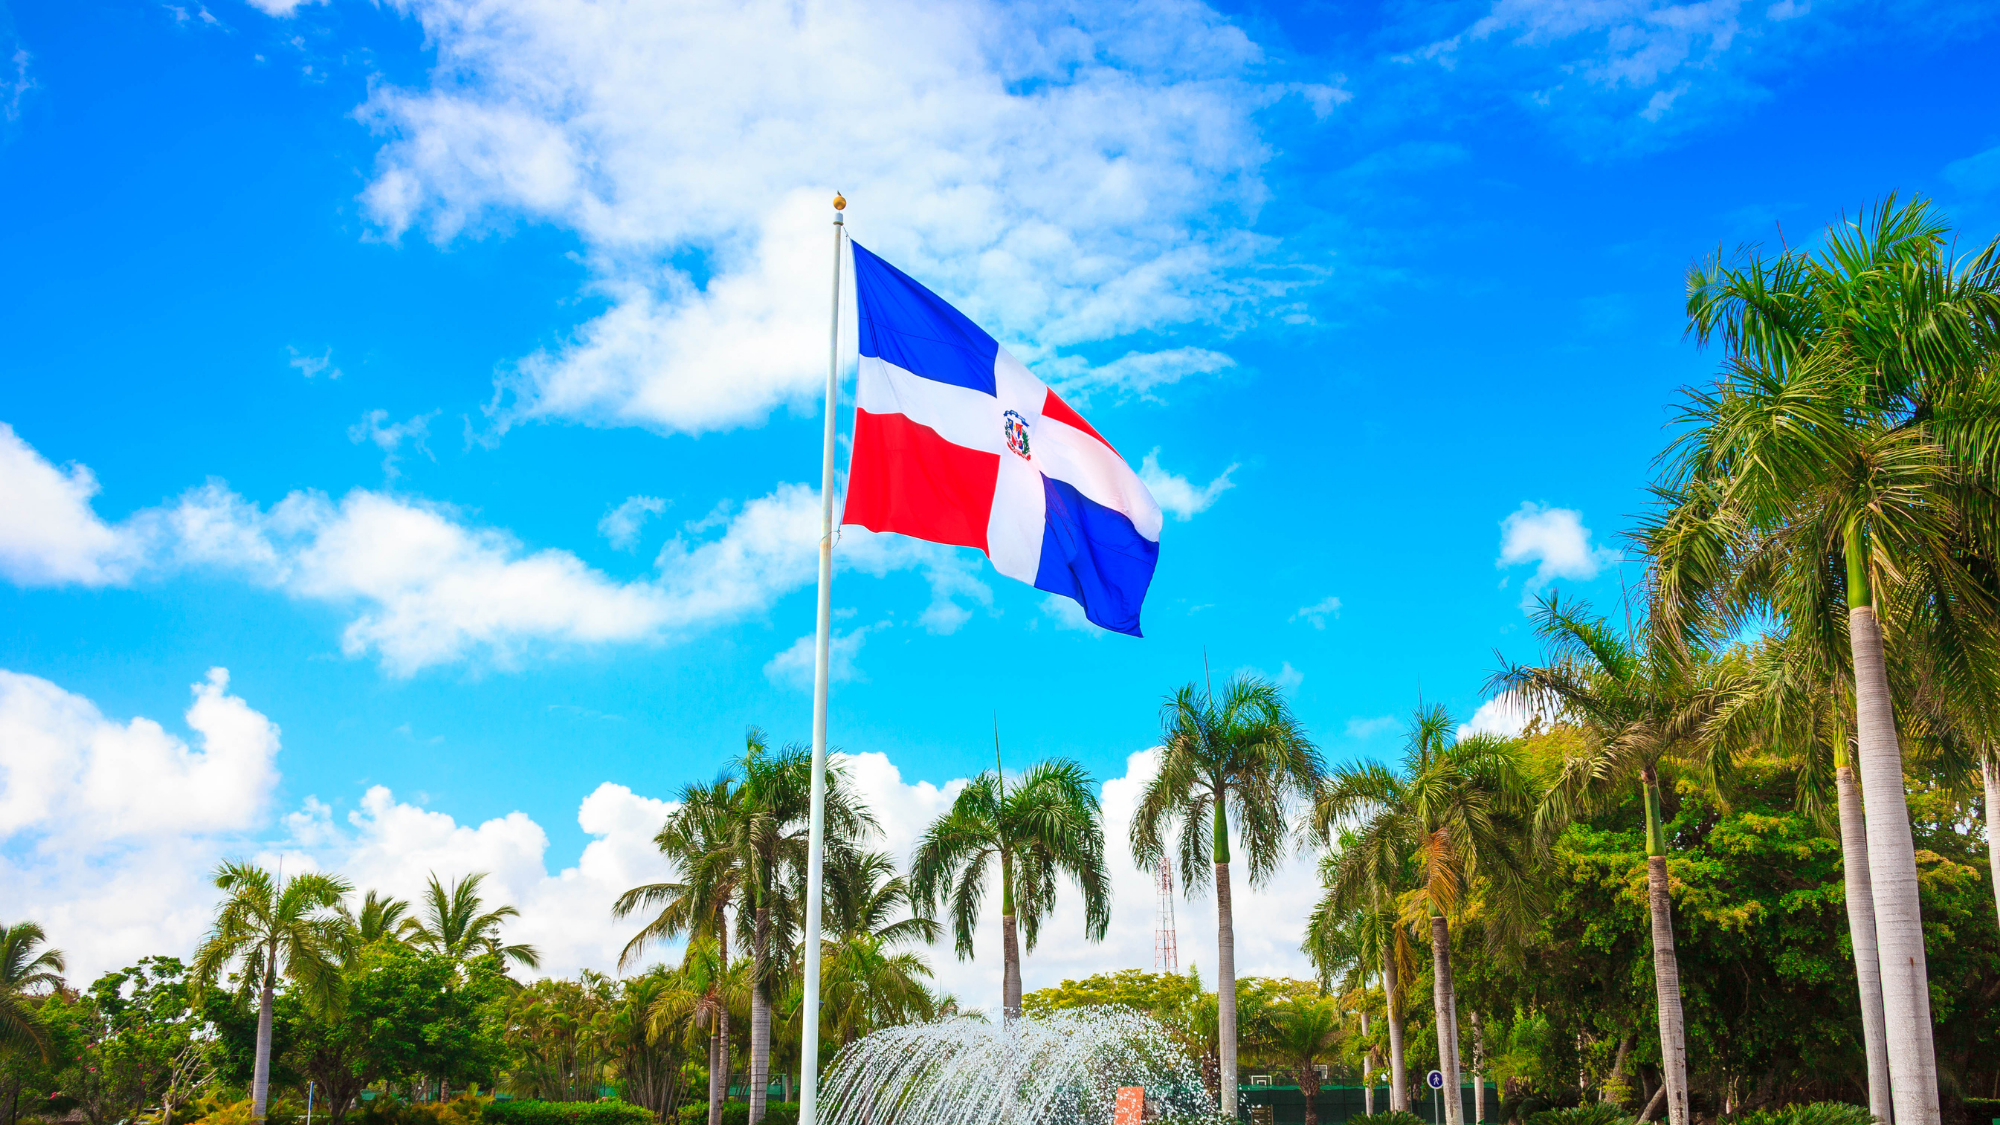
1964, 1099, 2000, 1125
1719, 1103, 1875, 1125
485, 1101, 656, 1125
676, 1104, 798, 1125
1528, 1106, 1635, 1125
1350, 1112, 1427, 1125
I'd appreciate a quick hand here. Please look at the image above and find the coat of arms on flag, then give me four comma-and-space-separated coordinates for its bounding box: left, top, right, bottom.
841, 242, 1163, 637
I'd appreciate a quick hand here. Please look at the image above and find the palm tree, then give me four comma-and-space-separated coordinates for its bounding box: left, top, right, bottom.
1265, 998, 1344, 1125
1490, 595, 1742, 1125
348, 890, 417, 949
725, 733, 875, 1125
1305, 885, 1411, 1111
408, 872, 540, 970
824, 850, 941, 949
1670, 196, 2000, 1125
1313, 707, 1537, 1125
911, 754, 1110, 1021
191, 862, 352, 1124
817, 931, 938, 1048
1131, 674, 1321, 1117
647, 937, 748, 1118
0, 922, 63, 1061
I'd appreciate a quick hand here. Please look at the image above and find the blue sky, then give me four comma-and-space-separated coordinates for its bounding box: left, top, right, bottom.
4, 0, 1999, 999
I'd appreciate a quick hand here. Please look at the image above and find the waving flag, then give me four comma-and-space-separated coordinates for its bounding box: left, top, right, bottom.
842, 242, 1162, 636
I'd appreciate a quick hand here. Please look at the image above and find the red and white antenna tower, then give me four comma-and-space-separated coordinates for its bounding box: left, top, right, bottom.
1153, 856, 1179, 972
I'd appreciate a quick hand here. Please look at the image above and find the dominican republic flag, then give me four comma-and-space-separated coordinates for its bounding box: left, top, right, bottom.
842, 242, 1162, 637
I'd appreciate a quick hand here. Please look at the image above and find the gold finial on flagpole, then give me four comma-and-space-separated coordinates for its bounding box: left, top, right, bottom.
832, 192, 846, 211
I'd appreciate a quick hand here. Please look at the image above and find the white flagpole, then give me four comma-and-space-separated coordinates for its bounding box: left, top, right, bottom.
798, 192, 845, 1125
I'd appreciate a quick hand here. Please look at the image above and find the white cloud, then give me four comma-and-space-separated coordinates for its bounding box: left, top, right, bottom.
0, 667, 281, 976
359, 0, 1278, 434
1235, 662, 1303, 694
0, 422, 134, 587
348, 409, 440, 480
1139, 450, 1236, 521
1045, 348, 1240, 402
1040, 593, 1103, 635
599, 495, 667, 551
0, 425, 981, 675
288, 345, 341, 380
1343, 714, 1397, 740
1459, 692, 1532, 740
1390, 0, 1880, 137
1290, 595, 1341, 629
245, 0, 324, 14
1497, 501, 1619, 609
1944, 144, 2000, 197
763, 623, 883, 690
3, 47, 33, 124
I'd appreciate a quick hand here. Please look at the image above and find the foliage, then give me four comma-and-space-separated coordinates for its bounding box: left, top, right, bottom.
410, 875, 540, 972
1525, 1106, 1636, 1125
485, 1099, 656, 1125
345, 943, 508, 1089
1715, 1102, 1876, 1125
1350, 1111, 1426, 1125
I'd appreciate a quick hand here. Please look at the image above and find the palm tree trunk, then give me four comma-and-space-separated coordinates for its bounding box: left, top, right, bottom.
1639, 769, 1689, 1125
1983, 751, 2000, 941
1361, 1013, 1374, 1117
750, 904, 771, 1125
1215, 800, 1239, 1119
1300, 1054, 1319, 1125
253, 941, 277, 1123
1428, 914, 1462, 1125
1837, 761, 1893, 1124
1470, 1010, 1485, 1123
1000, 848, 1022, 1023
710, 925, 731, 1125
1850, 599, 1941, 1125
707, 1032, 723, 1125
1382, 950, 1407, 1112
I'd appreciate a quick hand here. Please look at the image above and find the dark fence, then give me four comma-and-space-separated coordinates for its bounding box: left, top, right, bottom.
1237, 1085, 1498, 1125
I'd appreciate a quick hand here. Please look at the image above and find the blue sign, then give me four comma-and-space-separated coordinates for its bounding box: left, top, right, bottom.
1427, 1071, 1445, 1090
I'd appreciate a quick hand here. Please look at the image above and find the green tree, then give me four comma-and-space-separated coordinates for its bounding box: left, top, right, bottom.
0, 923, 63, 1061
608, 969, 687, 1116
911, 754, 1109, 1022
1131, 674, 1322, 1117
815, 933, 937, 1049
1264, 998, 1345, 1125
346, 942, 507, 1094
410, 873, 540, 971
1314, 708, 1537, 1125
500, 972, 614, 1101
346, 891, 417, 950
822, 851, 938, 950
190, 862, 351, 1124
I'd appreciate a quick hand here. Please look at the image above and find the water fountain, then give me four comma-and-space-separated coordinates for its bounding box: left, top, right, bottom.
817, 1009, 1218, 1125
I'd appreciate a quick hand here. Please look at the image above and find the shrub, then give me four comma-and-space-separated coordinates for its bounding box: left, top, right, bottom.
484, 1100, 656, 1125
717, 1104, 798, 1125
1962, 1100, 2000, 1125
1351, 1112, 1427, 1125
1526, 1105, 1635, 1125
1720, 1103, 1875, 1125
